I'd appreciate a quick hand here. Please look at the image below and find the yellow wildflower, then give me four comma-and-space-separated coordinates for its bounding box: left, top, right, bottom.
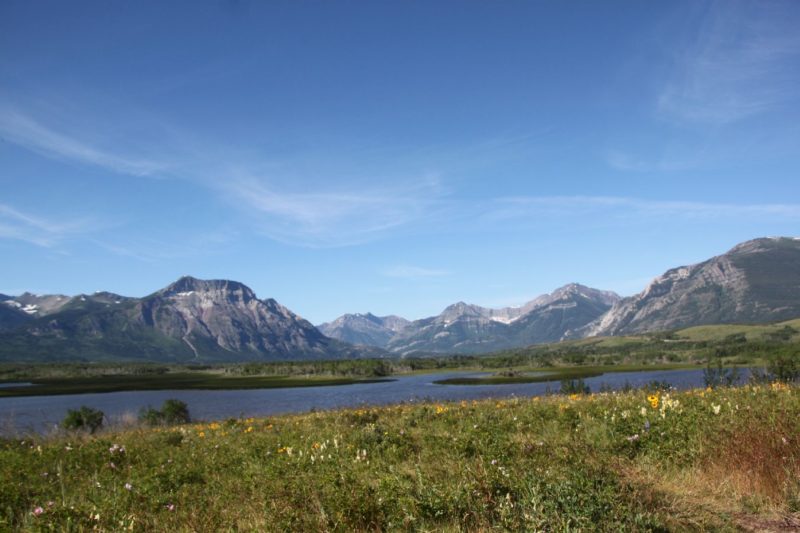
647, 394, 659, 409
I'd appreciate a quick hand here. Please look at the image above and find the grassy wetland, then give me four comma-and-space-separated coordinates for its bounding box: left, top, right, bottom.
2, 382, 800, 531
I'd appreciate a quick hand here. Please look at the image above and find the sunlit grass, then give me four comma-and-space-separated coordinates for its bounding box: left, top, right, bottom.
2, 383, 799, 530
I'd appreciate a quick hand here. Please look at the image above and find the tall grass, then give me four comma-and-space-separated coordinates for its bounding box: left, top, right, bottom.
1, 384, 798, 531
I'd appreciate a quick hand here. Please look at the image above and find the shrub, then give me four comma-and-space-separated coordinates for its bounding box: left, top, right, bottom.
641, 380, 672, 392
161, 399, 191, 424
767, 354, 799, 383
704, 356, 740, 388
560, 378, 590, 395
138, 399, 191, 426
62, 406, 104, 434
138, 406, 163, 426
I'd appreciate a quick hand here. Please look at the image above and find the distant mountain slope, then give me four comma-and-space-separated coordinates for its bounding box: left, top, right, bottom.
509, 285, 621, 343
6, 292, 72, 316
386, 284, 619, 354
0, 277, 383, 363
580, 237, 800, 337
0, 302, 32, 332
317, 313, 409, 347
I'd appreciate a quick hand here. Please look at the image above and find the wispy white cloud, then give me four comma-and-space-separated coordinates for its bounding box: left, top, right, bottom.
0, 102, 450, 249
382, 265, 449, 279
217, 171, 447, 248
487, 196, 800, 221
657, 1, 800, 125
0, 106, 168, 177
91, 231, 237, 262
0, 204, 93, 248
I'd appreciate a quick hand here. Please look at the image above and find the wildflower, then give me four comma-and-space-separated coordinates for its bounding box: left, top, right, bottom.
109, 444, 125, 455
124, 482, 133, 491
166, 504, 175, 512
33, 506, 44, 516
245, 426, 253, 433
647, 394, 660, 409
198, 431, 205, 438
626, 434, 640, 442
712, 404, 721, 415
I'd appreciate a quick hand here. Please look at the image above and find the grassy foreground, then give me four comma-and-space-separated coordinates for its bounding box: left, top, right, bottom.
2, 385, 800, 531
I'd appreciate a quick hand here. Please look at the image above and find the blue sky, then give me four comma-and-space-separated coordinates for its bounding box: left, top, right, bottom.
1, 1, 799, 324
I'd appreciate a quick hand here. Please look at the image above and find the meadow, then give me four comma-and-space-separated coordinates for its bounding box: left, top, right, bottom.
2, 383, 799, 531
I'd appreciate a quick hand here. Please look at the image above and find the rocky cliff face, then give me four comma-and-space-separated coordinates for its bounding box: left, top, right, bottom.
0, 277, 381, 362
317, 313, 409, 348
580, 237, 800, 337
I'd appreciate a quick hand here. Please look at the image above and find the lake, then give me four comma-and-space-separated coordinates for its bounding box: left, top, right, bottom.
0, 368, 739, 435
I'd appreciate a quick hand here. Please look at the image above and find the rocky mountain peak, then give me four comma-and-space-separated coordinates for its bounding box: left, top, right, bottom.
728, 236, 800, 255
158, 276, 257, 303
580, 236, 800, 337
440, 301, 484, 319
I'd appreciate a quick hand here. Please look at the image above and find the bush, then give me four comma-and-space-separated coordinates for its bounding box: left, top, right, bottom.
767, 354, 799, 383
161, 399, 191, 424
138, 407, 164, 426
704, 357, 740, 388
62, 406, 104, 434
139, 399, 191, 426
641, 380, 672, 392
560, 378, 590, 395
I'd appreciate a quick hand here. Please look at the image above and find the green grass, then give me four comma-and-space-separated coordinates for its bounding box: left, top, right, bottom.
433, 363, 701, 385
0, 373, 392, 398
2, 383, 799, 531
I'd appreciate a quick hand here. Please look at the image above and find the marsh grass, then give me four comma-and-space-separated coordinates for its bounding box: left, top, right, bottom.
1, 384, 799, 531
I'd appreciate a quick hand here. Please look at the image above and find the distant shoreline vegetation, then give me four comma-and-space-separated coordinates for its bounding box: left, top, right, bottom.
0, 374, 394, 398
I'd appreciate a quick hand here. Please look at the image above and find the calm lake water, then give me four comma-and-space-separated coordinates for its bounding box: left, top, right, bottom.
0, 368, 740, 435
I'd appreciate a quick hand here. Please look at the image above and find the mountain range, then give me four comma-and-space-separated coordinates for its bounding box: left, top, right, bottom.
2, 237, 799, 362
578, 237, 800, 337
380, 284, 619, 354
320, 237, 800, 353
0, 277, 383, 362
